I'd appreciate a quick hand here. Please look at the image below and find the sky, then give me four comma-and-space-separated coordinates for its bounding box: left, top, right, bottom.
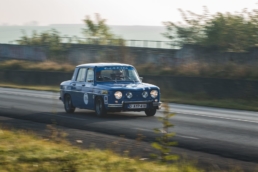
1, 0, 258, 26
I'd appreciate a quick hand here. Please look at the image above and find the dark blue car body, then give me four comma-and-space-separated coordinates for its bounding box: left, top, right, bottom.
60, 63, 161, 116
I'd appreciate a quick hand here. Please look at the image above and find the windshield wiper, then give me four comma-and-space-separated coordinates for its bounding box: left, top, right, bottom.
128, 77, 135, 84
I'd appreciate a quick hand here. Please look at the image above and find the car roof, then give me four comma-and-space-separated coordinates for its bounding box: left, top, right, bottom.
76, 63, 133, 68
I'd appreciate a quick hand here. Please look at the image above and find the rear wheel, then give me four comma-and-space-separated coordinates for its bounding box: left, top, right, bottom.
64, 94, 75, 113
95, 97, 107, 117
145, 108, 156, 116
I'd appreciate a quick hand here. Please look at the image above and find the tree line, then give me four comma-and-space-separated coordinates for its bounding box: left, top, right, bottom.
163, 7, 258, 52
17, 6, 258, 61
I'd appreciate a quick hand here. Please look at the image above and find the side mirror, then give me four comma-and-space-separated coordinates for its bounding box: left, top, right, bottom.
139, 77, 143, 82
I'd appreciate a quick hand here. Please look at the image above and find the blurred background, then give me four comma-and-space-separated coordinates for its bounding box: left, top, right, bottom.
1, 0, 258, 110
1, 1, 258, 171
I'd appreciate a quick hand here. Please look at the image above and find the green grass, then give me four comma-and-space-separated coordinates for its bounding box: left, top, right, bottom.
0, 128, 202, 172
137, 62, 258, 80
163, 97, 258, 111
0, 83, 60, 92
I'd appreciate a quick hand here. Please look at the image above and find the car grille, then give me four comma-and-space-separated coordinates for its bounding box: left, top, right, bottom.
123, 91, 153, 101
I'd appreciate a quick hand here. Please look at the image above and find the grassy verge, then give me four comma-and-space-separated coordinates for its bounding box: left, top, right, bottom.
1, 60, 258, 80
162, 91, 258, 111
163, 97, 258, 111
0, 60, 74, 72
0, 128, 201, 172
0, 83, 60, 92
1, 83, 257, 111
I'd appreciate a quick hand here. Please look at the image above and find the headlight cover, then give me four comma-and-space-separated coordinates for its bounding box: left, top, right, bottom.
114, 91, 122, 99
142, 91, 148, 98
126, 92, 133, 99
150, 90, 158, 98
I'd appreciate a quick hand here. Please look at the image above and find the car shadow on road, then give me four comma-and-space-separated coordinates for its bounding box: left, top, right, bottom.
0, 108, 160, 144
70, 109, 149, 119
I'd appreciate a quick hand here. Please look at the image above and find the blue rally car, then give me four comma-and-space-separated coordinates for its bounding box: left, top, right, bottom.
59, 63, 161, 117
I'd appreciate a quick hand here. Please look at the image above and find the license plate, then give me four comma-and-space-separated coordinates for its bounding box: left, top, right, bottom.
128, 104, 147, 109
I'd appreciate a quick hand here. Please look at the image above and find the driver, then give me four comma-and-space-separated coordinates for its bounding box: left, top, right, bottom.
96, 71, 103, 81
113, 70, 124, 80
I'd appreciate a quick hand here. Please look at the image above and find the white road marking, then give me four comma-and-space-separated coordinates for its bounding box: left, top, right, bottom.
170, 110, 258, 124
0, 105, 10, 109
1, 88, 257, 124
44, 114, 88, 121
159, 129, 167, 133
134, 128, 199, 140
177, 135, 199, 140
134, 128, 153, 132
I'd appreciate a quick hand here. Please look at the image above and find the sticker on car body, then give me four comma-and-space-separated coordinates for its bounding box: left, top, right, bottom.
83, 93, 88, 104
104, 96, 108, 104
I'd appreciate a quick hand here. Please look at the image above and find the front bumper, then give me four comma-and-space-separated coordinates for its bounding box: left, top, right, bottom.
108, 100, 162, 111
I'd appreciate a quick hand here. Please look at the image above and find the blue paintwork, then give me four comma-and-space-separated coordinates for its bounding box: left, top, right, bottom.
60, 63, 161, 112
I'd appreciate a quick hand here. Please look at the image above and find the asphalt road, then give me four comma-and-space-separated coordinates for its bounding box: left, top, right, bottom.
0, 87, 258, 164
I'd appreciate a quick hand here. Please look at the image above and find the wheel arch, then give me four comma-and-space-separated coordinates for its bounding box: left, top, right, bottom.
63, 93, 73, 103
64, 93, 71, 98
94, 95, 103, 104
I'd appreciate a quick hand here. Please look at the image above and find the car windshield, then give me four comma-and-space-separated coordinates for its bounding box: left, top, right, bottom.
96, 66, 140, 82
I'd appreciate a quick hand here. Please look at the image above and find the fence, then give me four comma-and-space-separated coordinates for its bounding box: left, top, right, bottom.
0, 43, 177, 64
7, 37, 179, 49
74, 37, 179, 49
0, 44, 47, 61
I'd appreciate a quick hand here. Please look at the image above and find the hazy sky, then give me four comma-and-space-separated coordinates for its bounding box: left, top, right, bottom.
1, 0, 258, 26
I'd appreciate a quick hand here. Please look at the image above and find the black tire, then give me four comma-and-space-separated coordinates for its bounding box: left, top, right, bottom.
95, 97, 107, 117
64, 94, 75, 113
145, 108, 156, 116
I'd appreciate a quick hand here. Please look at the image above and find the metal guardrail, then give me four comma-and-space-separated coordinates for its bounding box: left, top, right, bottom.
73, 37, 179, 49
6, 37, 179, 49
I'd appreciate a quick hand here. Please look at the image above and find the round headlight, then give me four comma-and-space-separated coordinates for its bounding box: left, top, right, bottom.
126, 92, 133, 99
114, 91, 122, 99
150, 90, 158, 98
142, 91, 148, 98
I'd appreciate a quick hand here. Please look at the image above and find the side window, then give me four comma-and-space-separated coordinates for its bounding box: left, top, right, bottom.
71, 68, 79, 81
86, 68, 94, 82
76, 68, 87, 82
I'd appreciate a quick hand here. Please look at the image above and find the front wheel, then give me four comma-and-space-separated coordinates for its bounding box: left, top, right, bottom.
145, 108, 156, 116
64, 94, 75, 113
95, 97, 107, 117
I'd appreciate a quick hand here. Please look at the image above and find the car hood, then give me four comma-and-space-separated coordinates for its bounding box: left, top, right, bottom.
96, 82, 159, 91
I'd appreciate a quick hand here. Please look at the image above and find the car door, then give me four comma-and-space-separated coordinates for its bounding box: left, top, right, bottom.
72, 67, 87, 108
81, 68, 94, 109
